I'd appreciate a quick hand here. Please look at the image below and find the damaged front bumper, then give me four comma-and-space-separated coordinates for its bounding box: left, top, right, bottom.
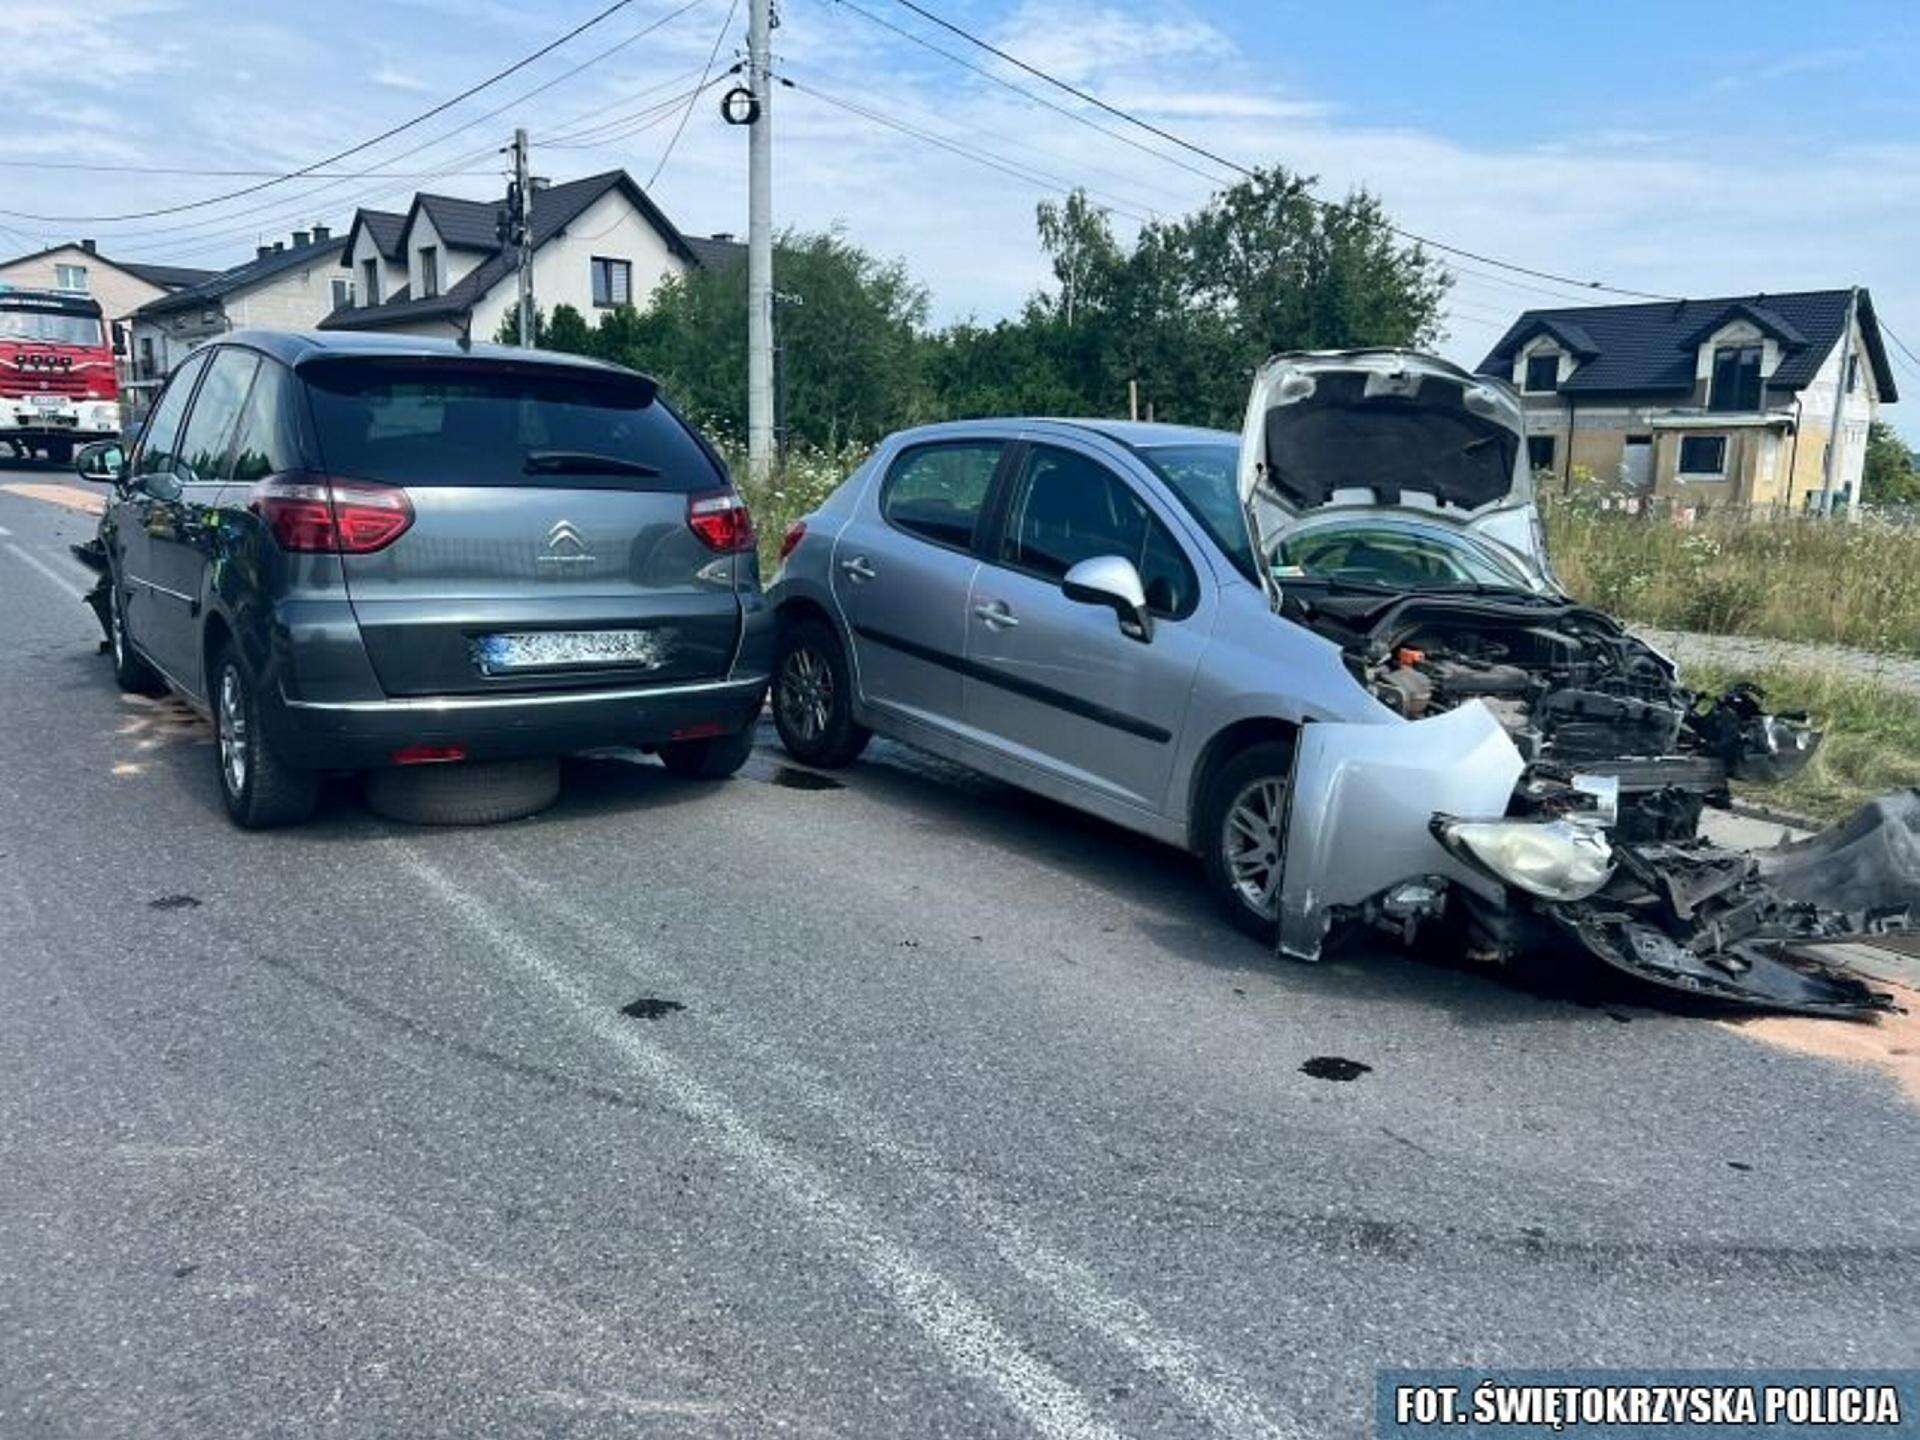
1277, 701, 1919, 1017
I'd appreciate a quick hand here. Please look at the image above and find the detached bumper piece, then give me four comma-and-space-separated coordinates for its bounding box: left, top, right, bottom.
1544, 792, 1920, 1019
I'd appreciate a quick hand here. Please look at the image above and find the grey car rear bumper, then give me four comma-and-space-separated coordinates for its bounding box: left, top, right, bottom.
270, 672, 769, 767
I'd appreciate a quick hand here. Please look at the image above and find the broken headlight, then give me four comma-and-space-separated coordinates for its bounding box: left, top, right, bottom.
1432, 816, 1615, 901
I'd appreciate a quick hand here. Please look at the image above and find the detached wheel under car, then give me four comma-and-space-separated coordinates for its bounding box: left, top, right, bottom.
365, 757, 561, 826
1200, 740, 1296, 942
213, 645, 319, 829
772, 616, 870, 768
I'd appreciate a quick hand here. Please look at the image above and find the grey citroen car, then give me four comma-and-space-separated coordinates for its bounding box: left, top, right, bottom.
765, 349, 1916, 1017
76, 330, 771, 827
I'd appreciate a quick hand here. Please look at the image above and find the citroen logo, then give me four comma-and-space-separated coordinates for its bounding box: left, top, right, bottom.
538, 519, 594, 566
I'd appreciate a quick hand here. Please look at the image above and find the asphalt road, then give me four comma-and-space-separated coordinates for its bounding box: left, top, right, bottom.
2, 461, 1916, 1438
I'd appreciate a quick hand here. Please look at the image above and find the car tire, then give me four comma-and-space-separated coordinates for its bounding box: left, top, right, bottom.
107, 574, 164, 695
771, 615, 870, 768
1199, 739, 1296, 943
657, 724, 756, 780
212, 643, 319, 829
365, 757, 562, 826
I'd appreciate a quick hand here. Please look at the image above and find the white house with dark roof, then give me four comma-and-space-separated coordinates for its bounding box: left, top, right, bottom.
128, 227, 351, 382
323, 170, 744, 342
1477, 288, 1898, 510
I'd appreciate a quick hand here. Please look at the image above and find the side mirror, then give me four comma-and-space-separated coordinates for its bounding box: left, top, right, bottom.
1062, 554, 1153, 643
75, 441, 126, 484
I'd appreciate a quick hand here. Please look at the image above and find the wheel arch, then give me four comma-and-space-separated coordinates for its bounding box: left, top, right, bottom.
1186, 716, 1300, 853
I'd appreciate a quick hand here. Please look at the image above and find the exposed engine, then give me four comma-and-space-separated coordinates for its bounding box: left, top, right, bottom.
1285, 588, 1821, 844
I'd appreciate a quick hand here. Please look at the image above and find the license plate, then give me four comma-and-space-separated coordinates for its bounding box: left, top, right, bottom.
29, 395, 68, 412
470, 629, 671, 675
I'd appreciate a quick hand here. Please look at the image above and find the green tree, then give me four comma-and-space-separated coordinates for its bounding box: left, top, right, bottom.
1862, 420, 1920, 506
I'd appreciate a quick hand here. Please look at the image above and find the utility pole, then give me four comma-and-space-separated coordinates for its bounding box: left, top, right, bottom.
512, 127, 535, 348
1817, 286, 1858, 517
746, 0, 775, 485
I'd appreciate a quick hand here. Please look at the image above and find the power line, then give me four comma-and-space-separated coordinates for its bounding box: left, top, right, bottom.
537, 66, 713, 144
0, 160, 500, 179
0, 0, 647, 224
882, 0, 1682, 303
783, 76, 1155, 224
1880, 318, 1920, 377
648, 0, 742, 186
822, 0, 1227, 188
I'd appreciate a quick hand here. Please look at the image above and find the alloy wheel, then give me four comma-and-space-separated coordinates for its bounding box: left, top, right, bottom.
779, 646, 833, 743
1223, 776, 1288, 919
218, 666, 250, 798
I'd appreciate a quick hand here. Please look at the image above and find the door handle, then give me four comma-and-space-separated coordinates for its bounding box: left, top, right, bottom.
973, 601, 1019, 630
840, 555, 877, 582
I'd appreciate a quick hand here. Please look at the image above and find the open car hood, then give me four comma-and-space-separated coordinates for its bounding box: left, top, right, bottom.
1236, 349, 1553, 587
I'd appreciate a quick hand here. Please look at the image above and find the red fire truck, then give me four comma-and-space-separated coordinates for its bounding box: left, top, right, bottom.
0, 285, 120, 464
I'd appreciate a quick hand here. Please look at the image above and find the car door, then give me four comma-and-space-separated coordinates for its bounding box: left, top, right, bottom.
830, 437, 1006, 735
116, 347, 210, 679
142, 345, 258, 690
964, 440, 1213, 814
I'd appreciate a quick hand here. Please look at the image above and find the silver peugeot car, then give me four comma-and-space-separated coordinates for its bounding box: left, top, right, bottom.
766, 350, 1916, 1017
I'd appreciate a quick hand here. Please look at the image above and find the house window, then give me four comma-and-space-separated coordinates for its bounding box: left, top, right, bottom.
54, 263, 87, 292
1709, 344, 1762, 411
1524, 353, 1559, 393
331, 278, 351, 310
1678, 435, 1728, 477
591, 256, 632, 308
138, 336, 156, 380
362, 258, 380, 307
1526, 435, 1556, 472
1846, 353, 1859, 394
419, 246, 440, 298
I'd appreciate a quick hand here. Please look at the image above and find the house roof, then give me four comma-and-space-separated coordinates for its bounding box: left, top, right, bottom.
1477, 288, 1897, 403
322, 170, 708, 332
134, 235, 350, 319
342, 208, 407, 262
403, 192, 506, 253
684, 233, 746, 270
0, 241, 215, 293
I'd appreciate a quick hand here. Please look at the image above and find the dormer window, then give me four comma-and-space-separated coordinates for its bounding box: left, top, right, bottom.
419, 246, 440, 298
1524, 353, 1559, 393
1709, 344, 1762, 411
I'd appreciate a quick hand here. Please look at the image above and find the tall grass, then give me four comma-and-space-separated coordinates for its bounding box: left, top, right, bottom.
714, 438, 872, 574
1544, 493, 1920, 657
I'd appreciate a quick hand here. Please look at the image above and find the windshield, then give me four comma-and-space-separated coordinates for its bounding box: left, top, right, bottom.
1136, 442, 1259, 582
0, 309, 105, 347
303, 361, 723, 491
1271, 517, 1538, 592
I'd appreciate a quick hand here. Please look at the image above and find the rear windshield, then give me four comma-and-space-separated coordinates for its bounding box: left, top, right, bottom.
302, 360, 724, 491
0, 308, 104, 346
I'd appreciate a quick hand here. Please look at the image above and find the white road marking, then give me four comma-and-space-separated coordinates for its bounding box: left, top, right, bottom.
5, 541, 89, 602
494, 853, 1302, 1440
400, 847, 1127, 1440
0, 523, 12, 535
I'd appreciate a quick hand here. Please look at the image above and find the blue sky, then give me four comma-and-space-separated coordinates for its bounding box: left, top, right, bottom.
3, 0, 1916, 429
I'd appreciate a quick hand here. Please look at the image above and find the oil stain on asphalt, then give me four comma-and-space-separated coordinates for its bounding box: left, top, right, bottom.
762, 766, 844, 792
1301, 1056, 1372, 1082
621, 997, 687, 1021
148, 894, 202, 911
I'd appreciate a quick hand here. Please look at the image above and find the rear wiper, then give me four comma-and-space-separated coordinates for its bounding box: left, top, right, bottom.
522, 450, 661, 477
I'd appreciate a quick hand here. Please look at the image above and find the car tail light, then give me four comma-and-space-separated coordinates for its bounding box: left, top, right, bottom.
251, 476, 413, 554
779, 519, 807, 563
687, 489, 756, 553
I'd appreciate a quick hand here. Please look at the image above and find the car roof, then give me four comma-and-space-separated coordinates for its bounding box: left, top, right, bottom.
216, 328, 641, 378
879, 417, 1237, 449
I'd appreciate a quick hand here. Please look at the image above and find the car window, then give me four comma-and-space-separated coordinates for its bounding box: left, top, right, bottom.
302, 360, 722, 492
999, 445, 1197, 617
174, 348, 259, 483
1136, 442, 1258, 583
228, 359, 310, 481
1273, 520, 1532, 590
881, 441, 1001, 550
133, 350, 211, 480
